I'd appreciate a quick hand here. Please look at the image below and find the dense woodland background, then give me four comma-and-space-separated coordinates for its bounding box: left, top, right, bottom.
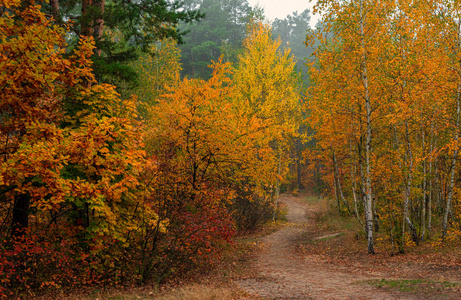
2, 0, 461, 297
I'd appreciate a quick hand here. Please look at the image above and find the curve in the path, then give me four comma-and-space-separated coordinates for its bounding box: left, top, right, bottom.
237, 194, 424, 300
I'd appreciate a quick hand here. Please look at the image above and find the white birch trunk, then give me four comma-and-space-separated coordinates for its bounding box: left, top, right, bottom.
442, 20, 461, 239
428, 120, 435, 235
351, 139, 364, 226
360, 0, 374, 254
442, 83, 461, 239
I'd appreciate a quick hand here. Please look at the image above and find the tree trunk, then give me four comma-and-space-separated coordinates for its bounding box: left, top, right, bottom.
11, 193, 30, 237
402, 120, 415, 250
273, 144, 282, 221
333, 148, 351, 214
428, 120, 435, 236
350, 139, 364, 227
442, 82, 461, 239
421, 123, 426, 241
296, 146, 303, 190
93, 0, 105, 56
81, 0, 94, 37
332, 149, 341, 212
360, 0, 374, 254
50, 0, 60, 22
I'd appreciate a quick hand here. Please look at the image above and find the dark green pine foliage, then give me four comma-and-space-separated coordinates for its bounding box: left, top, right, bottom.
271, 9, 314, 85
44, 0, 203, 92
179, 0, 253, 79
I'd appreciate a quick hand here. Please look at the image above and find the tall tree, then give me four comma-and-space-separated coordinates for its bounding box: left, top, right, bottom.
234, 21, 303, 217
309, 0, 394, 254
179, 0, 253, 79
0, 0, 145, 242
438, 1, 461, 240
43, 0, 202, 87
272, 9, 313, 81
307, 0, 461, 253
128, 38, 181, 116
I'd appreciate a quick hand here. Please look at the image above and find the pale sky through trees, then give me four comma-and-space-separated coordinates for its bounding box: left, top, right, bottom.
247, 0, 320, 28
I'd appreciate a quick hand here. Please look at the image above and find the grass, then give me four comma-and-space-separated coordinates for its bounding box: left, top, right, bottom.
153, 284, 239, 300
300, 195, 363, 239
47, 288, 156, 300
366, 278, 461, 295
63, 284, 240, 300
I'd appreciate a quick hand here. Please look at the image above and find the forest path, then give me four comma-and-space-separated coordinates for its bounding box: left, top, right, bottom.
236, 194, 421, 300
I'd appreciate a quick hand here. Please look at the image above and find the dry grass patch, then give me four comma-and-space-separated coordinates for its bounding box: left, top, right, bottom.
154, 284, 238, 300
58, 284, 241, 300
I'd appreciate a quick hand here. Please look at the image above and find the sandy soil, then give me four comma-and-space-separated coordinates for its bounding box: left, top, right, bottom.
236, 194, 439, 300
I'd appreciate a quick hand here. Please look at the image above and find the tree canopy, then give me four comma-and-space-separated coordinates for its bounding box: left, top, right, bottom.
179, 0, 253, 79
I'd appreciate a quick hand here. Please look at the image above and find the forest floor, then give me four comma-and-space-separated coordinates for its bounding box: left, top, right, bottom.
70, 193, 461, 299
234, 193, 461, 299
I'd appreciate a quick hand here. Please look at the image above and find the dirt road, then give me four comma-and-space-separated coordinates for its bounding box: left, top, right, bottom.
236, 194, 423, 299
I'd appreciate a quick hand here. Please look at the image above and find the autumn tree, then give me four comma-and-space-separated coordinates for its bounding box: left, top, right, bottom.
233, 21, 303, 217
143, 60, 261, 280
436, 1, 461, 240
309, 0, 399, 254
0, 0, 149, 294
128, 38, 181, 117
308, 0, 461, 254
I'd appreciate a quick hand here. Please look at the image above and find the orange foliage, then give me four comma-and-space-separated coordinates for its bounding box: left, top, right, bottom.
308, 0, 461, 253
0, 1, 146, 296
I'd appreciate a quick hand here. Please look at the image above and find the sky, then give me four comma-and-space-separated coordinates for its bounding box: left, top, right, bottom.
246, 0, 320, 28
